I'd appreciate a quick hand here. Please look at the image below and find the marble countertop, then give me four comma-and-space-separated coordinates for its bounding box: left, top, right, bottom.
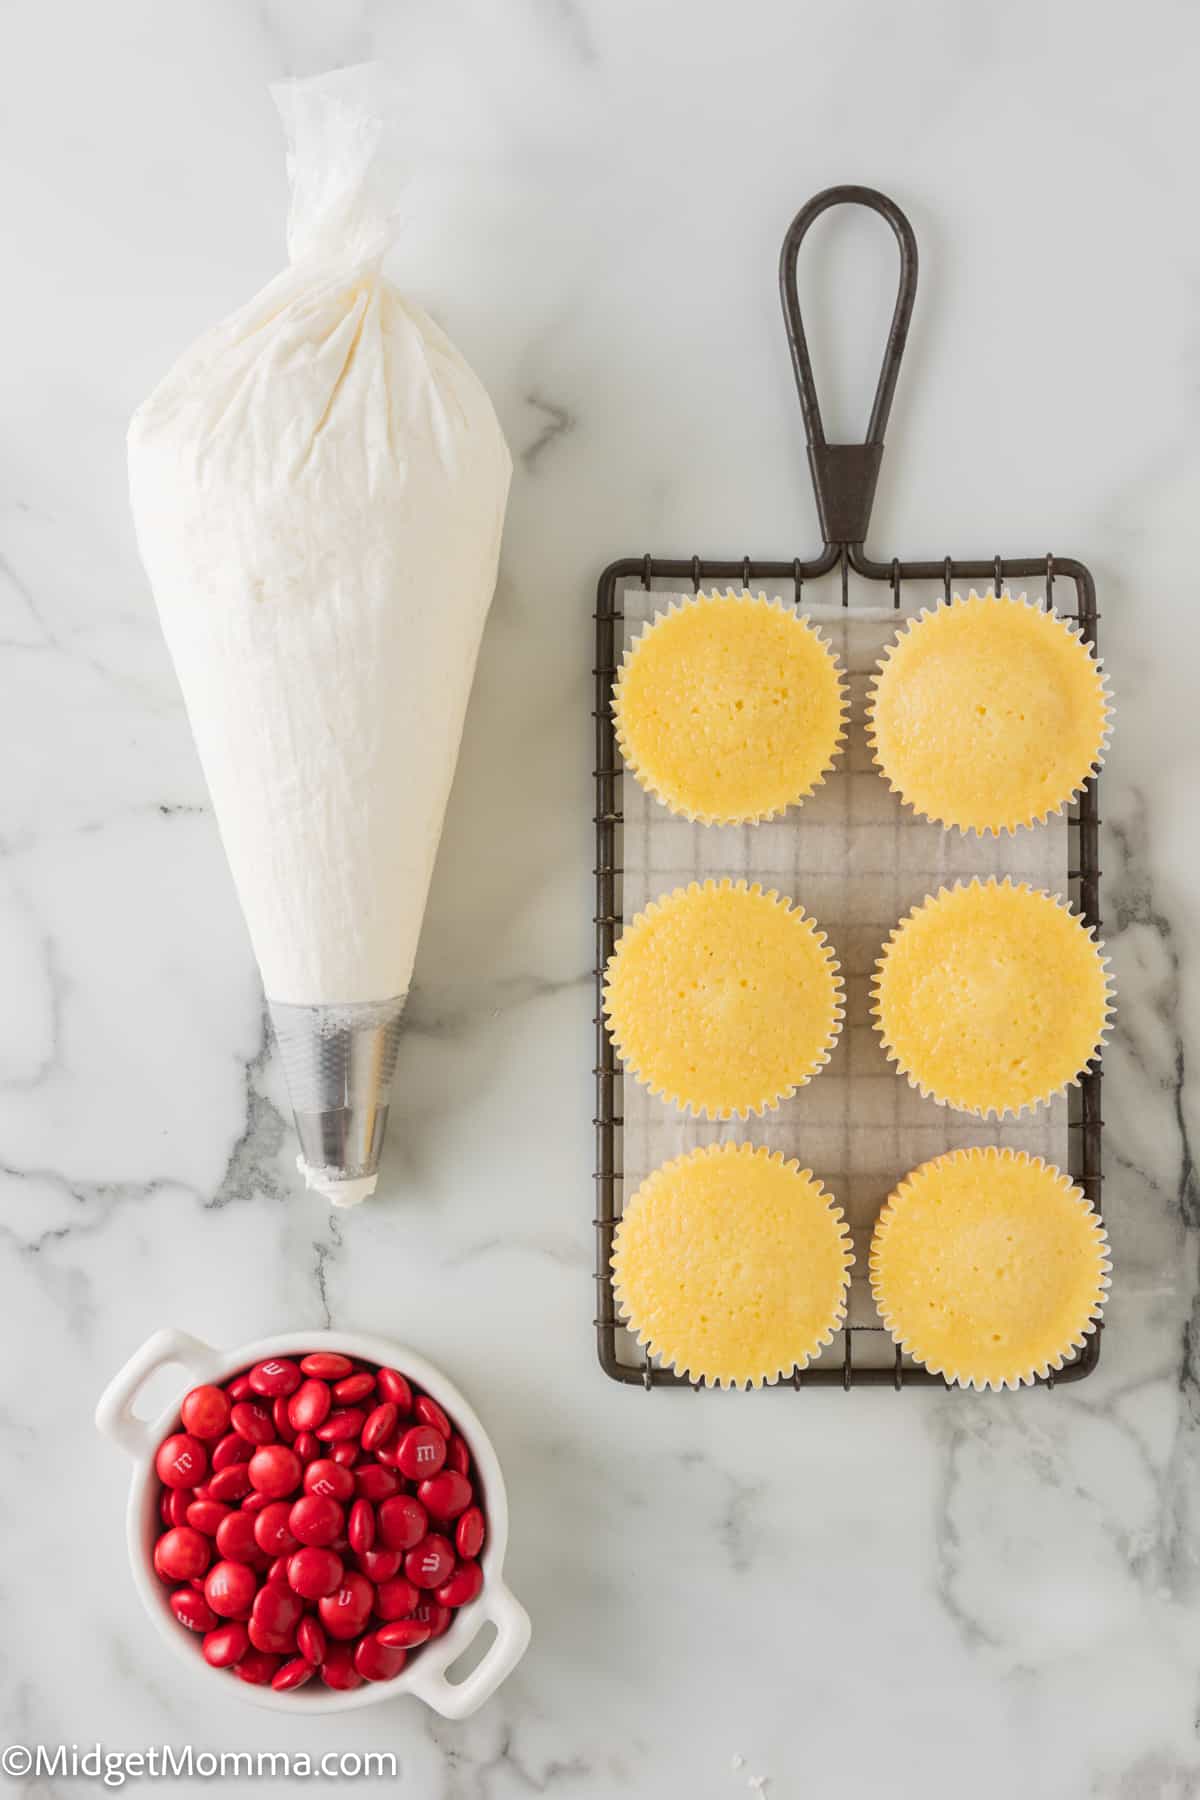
5, 3, 1200, 1796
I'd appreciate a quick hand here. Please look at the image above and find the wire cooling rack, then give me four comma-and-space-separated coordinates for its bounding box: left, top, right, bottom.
592, 186, 1103, 1391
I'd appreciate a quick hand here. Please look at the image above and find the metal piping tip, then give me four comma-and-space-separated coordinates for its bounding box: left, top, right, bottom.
268, 996, 406, 1207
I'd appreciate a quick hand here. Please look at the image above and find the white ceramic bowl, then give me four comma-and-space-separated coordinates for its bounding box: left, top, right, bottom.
96, 1327, 531, 1719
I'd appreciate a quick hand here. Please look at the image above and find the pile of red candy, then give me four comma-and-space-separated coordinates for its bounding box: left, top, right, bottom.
151, 1352, 486, 1692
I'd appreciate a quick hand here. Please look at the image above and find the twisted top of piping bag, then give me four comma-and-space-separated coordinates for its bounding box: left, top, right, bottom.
272, 63, 401, 270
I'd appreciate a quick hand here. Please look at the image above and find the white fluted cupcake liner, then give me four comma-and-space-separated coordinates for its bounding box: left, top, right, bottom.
869, 1146, 1111, 1390
871, 876, 1114, 1121
612, 1142, 855, 1389
603, 878, 844, 1121
867, 589, 1112, 837
613, 590, 848, 825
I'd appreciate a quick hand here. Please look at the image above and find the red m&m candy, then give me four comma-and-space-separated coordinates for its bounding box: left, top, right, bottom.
181, 1385, 230, 1442
151, 1352, 490, 1696
156, 1434, 207, 1489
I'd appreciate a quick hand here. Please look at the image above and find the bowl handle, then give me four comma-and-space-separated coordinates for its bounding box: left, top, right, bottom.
95, 1327, 225, 1461
405, 1580, 532, 1720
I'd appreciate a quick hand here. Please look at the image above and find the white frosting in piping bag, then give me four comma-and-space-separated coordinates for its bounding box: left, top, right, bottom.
297, 1157, 379, 1210
128, 66, 511, 1015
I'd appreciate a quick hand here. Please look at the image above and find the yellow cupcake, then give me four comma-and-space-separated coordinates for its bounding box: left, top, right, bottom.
870, 1147, 1110, 1389
613, 591, 846, 823
612, 1142, 853, 1387
867, 592, 1110, 834
873, 877, 1111, 1117
604, 879, 843, 1119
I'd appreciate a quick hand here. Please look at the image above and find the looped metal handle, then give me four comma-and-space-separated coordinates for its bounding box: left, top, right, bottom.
779, 184, 918, 548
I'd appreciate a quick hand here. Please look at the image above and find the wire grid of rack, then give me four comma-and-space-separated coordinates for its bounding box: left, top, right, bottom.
591, 187, 1103, 1392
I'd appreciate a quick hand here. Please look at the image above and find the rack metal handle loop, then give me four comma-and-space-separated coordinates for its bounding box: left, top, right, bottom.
779, 185, 918, 549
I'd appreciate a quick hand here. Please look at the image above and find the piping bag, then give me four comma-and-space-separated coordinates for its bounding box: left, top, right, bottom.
128, 67, 511, 1206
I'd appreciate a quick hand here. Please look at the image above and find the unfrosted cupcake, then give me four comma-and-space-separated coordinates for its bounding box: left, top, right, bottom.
613, 590, 846, 823
872, 877, 1112, 1117
867, 591, 1110, 834
612, 1142, 854, 1388
870, 1147, 1110, 1389
603, 879, 844, 1119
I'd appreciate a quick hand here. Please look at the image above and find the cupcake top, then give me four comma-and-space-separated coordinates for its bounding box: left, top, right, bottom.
603, 879, 844, 1119
873, 877, 1112, 1117
867, 591, 1110, 835
612, 1142, 854, 1388
874, 878, 1108, 1116
613, 591, 846, 823
870, 1147, 1110, 1390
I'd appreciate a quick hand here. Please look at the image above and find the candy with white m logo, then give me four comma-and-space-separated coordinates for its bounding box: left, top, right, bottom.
394, 1426, 447, 1481
405, 1534, 455, 1590
130, 1345, 497, 1697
